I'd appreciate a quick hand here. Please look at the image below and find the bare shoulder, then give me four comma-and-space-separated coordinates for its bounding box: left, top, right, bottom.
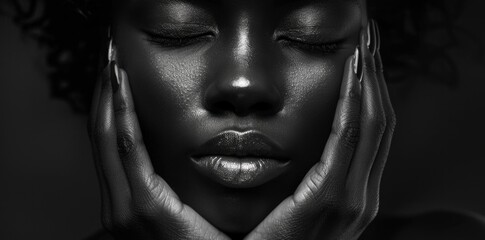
360, 210, 485, 240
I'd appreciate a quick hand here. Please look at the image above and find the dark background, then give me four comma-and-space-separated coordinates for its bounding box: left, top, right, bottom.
1, 1, 485, 239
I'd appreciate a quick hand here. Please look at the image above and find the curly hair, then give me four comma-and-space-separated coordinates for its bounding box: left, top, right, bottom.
6, 0, 478, 113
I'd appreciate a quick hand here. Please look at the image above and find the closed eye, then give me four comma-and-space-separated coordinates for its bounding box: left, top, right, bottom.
143, 30, 216, 48
277, 36, 342, 54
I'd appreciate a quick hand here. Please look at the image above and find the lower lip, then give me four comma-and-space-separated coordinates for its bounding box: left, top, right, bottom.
191, 156, 289, 188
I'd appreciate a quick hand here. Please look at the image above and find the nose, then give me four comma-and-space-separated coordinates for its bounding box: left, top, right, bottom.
204, 74, 283, 116
203, 19, 283, 117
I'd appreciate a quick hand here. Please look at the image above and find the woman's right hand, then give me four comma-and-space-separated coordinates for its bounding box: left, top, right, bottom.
88, 58, 229, 240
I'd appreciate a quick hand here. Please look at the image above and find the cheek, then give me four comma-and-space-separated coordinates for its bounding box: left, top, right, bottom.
285, 56, 342, 114
281, 53, 344, 179
116, 25, 210, 164
118, 36, 206, 118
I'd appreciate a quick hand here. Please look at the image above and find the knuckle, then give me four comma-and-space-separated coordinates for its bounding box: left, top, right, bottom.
302, 172, 326, 203
320, 193, 341, 210
116, 131, 138, 159
341, 80, 361, 102
387, 111, 397, 132
132, 202, 158, 222
136, 176, 174, 213
132, 195, 160, 218
366, 114, 387, 135
146, 175, 167, 200
114, 98, 129, 116
133, 181, 185, 220
335, 119, 361, 149
363, 58, 377, 74
309, 169, 325, 191
347, 87, 361, 102
149, 177, 185, 215
342, 202, 366, 222
114, 104, 136, 123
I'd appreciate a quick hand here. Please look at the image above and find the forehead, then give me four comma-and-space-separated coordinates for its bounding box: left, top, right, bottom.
126, 0, 364, 17
128, 0, 362, 8
123, 0, 365, 28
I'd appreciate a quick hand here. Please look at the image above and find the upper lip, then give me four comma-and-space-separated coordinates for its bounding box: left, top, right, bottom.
192, 130, 288, 161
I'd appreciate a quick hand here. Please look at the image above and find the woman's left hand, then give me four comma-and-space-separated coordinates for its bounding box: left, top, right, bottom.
245, 21, 396, 240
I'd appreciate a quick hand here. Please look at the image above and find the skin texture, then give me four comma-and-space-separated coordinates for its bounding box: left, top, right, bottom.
88, 0, 396, 239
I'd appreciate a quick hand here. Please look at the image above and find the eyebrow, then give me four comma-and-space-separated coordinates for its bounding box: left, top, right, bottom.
156, 0, 361, 10
196, 0, 359, 4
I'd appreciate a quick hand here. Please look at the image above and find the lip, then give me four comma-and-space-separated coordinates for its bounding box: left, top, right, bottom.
191, 130, 290, 188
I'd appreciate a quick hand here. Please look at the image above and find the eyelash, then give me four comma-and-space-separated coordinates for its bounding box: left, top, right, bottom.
145, 31, 215, 48
278, 37, 341, 54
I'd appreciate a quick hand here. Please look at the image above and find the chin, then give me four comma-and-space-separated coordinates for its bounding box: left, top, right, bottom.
209, 198, 265, 234
179, 171, 293, 235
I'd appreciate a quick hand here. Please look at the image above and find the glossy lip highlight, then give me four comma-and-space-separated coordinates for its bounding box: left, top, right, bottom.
191, 130, 290, 188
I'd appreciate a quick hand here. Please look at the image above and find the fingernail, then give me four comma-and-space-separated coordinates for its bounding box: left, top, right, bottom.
360, 24, 368, 54
375, 21, 381, 52
369, 20, 377, 56
353, 46, 363, 82
353, 46, 359, 75
354, 46, 363, 82
367, 22, 372, 50
111, 62, 120, 93
108, 38, 116, 63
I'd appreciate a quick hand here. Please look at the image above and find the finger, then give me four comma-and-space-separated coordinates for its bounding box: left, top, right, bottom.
111, 65, 159, 199
367, 20, 396, 204
112, 65, 185, 216
88, 66, 104, 138
147, 177, 231, 240
346, 23, 387, 197
93, 61, 131, 220
89, 63, 113, 224
368, 19, 378, 56
246, 52, 362, 240
293, 49, 362, 206
113, 65, 230, 240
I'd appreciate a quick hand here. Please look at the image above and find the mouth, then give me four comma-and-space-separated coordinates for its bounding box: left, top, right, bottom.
191, 130, 290, 188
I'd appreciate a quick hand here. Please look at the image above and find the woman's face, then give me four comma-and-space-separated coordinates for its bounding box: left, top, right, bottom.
114, 0, 363, 234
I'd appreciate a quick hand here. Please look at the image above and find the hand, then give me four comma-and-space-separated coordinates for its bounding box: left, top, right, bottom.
245, 21, 396, 240
88, 56, 230, 240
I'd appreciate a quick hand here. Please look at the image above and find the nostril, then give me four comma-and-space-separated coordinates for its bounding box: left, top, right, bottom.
207, 99, 277, 116
211, 101, 236, 115
251, 102, 277, 116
